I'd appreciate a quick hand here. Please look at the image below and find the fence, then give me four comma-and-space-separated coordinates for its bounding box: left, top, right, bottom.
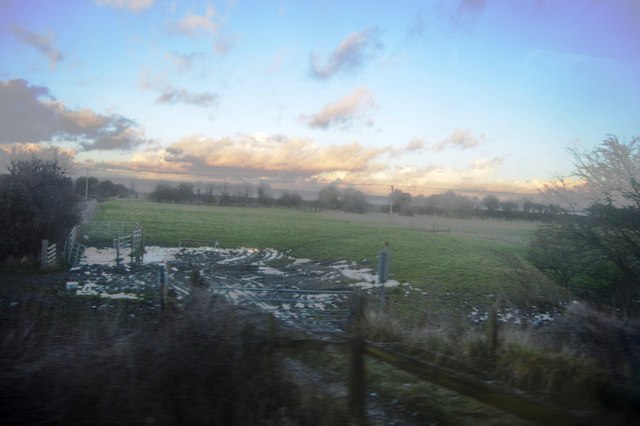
271, 334, 590, 425
179, 239, 219, 248
63, 225, 85, 267
211, 286, 354, 333
63, 221, 144, 266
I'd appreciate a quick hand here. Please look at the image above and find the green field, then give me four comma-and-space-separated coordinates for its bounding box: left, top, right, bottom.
96, 200, 562, 316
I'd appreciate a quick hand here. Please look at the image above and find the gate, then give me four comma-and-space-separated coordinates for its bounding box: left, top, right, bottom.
211, 286, 354, 333
64, 221, 144, 266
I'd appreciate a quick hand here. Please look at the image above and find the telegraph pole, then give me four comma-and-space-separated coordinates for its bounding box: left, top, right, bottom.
84, 169, 89, 199
389, 185, 394, 215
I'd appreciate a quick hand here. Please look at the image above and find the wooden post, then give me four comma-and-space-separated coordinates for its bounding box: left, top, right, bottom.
158, 264, 167, 313
348, 291, 367, 330
348, 335, 366, 425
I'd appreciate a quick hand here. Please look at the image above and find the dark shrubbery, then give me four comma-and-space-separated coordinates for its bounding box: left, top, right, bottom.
0, 293, 327, 425
0, 158, 78, 261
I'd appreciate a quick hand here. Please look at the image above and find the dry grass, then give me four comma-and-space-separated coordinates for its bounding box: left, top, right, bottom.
356, 298, 640, 422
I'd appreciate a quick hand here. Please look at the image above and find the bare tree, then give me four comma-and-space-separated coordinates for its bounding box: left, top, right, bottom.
531, 135, 640, 317
544, 135, 640, 211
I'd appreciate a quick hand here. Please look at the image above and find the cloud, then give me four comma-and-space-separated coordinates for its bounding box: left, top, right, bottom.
94, 133, 389, 180
450, 0, 486, 34
164, 51, 199, 72
309, 27, 382, 79
303, 87, 376, 130
472, 156, 504, 170
94, 0, 154, 12
407, 0, 486, 41
406, 138, 426, 151
11, 26, 63, 69
214, 35, 239, 55
431, 128, 483, 151
140, 74, 218, 107
0, 143, 76, 172
82, 129, 542, 196
0, 79, 148, 151
407, 12, 426, 40
173, 4, 219, 37
156, 87, 218, 107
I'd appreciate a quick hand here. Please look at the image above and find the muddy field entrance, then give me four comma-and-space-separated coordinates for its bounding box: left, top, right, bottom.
65, 243, 384, 335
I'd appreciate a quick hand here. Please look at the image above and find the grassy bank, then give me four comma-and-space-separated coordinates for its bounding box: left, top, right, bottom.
96, 200, 563, 316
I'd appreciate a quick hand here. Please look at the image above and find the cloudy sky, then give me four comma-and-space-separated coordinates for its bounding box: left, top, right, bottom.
0, 0, 638, 196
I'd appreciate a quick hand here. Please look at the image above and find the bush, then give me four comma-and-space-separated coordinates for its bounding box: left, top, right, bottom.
0, 158, 78, 260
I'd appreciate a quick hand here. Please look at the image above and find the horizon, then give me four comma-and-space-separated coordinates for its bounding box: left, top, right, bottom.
1, 0, 638, 197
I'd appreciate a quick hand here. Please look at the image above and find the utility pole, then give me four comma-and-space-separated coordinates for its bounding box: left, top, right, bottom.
389, 185, 394, 215
84, 169, 89, 199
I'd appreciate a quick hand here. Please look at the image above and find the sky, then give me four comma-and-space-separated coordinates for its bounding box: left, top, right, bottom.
0, 0, 639, 198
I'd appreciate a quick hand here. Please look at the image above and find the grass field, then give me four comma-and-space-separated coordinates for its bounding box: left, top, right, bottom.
96, 200, 563, 316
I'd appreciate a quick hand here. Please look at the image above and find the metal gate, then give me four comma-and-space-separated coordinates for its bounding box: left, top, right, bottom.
64, 221, 144, 266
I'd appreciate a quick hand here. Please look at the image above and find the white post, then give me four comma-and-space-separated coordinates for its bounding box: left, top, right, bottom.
41, 240, 48, 269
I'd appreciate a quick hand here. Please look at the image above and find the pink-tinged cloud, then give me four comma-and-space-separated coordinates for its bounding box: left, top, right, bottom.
93, 133, 390, 179
309, 28, 382, 79
174, 5, 218, 37
0, 79, 148, 151
11, 26, 63, 69
0, 143, 76, 168
432, 128, 484, 151
303, 87, 376, 129
95, 0, 154, 12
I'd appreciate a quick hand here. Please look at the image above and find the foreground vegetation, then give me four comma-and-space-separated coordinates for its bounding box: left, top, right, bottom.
97, 199, 561, 317
0, 281, 347, 425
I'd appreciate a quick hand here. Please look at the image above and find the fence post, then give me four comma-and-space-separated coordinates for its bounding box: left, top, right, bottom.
115, 234, 121, 267
41, 240, 48, 269
348, 335, 366, 425
377, 242, 390, 311
158, 264, 167, 313
487, 305, 500, 353
348, 291, 367, 331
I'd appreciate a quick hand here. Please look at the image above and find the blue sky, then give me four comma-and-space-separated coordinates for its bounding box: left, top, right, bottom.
1, 0, 638, 197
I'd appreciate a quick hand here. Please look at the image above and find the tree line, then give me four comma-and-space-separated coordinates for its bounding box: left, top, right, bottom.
74, 176, 133, 200
149, 180, 559, 220
149, 181, 304, 209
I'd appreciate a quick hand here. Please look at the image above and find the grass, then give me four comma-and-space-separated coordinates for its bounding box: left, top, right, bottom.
96, 200, 563, 316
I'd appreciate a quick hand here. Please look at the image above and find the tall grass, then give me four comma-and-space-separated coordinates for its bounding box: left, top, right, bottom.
354, 298, 640, 423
